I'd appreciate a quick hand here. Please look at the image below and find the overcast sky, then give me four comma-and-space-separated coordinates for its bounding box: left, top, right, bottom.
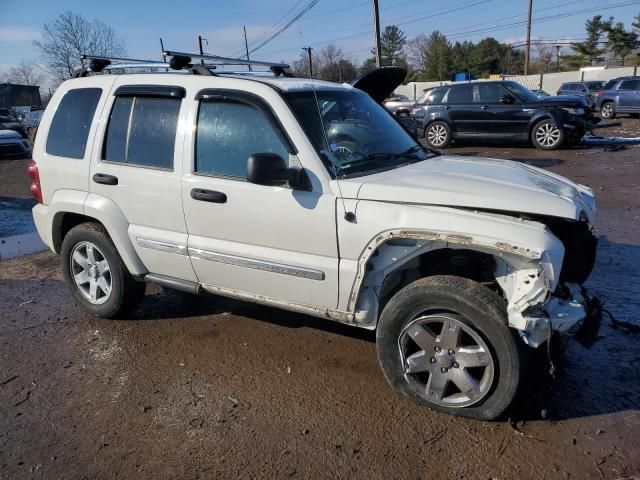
1, 0, 638, 84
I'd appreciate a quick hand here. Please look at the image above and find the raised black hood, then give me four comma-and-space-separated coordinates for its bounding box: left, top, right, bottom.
351, 67, 407, 104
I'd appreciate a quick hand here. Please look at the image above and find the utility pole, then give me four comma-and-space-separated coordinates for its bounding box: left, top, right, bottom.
302, 47, 313, 78
555, 44, 561, 68
524, 0, 533, 75
372, 0, 382, 67
243, 26, 252, 71
198, 35, 207, 65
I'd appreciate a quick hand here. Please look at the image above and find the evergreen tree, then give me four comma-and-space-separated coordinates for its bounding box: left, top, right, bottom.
606, 22, 638, 66
571, 15, 613, 66
379, 25, 407, 67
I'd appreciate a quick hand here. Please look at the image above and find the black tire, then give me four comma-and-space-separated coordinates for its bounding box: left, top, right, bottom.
61, 222, 146, 318
424, 121, 452, 148
600, 101, 615, 119
376, 275, 525, 420
531, 119, 565, 150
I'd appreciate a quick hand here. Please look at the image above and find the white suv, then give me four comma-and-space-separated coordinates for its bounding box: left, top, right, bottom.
30, 64, 597, 420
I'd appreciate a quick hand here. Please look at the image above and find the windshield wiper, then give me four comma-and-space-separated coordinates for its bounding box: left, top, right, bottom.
335, 146, 426, 176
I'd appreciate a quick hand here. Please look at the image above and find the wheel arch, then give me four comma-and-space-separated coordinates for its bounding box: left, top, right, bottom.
52, 192, 147, 276
348, 228, 561, 334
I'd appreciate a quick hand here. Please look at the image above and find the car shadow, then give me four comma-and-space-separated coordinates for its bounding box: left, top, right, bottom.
128, 286, 375, 343
511, 236, 640, 422
119, 237, 640, 421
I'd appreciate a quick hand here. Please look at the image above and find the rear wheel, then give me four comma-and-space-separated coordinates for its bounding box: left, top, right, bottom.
425, 121, 451, 148
531, 119, 565, 150
61, 223, 146, 318
600, 102, 615, 119
376, 275, 525, 420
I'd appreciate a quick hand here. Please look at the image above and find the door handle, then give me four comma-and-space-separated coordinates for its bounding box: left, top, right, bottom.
191, 188, 227, 203
444, 105, 452, 110
480, 105, 489, 110
93, 173, 118, 185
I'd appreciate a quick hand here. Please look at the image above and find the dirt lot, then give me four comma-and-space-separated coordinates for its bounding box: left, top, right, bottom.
1, 120, 640, 479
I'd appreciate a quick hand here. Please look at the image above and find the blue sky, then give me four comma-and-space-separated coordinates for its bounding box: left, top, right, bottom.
1, 0, 639, 79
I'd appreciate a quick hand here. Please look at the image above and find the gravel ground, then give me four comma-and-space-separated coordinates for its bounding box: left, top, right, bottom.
1, 118, 639, 479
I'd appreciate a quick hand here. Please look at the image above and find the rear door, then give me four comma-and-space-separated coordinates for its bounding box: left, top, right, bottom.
89, 80, 196, 281
445, 84, 479, 136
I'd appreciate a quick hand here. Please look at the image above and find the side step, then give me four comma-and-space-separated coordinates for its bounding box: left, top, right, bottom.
143, 273, 201, 295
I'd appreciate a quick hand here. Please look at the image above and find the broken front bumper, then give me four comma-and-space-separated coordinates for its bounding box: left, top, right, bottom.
519, 283, 599, 347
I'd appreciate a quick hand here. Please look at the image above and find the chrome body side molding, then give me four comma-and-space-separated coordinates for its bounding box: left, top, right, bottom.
188, 247, 325, 281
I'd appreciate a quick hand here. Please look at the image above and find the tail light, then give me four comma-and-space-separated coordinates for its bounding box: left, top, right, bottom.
27, 159, 43, 204
595, 89, 603, 96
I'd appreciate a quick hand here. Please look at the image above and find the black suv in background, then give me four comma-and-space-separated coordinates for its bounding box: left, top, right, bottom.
412, 81, 594, 150
556, 81, 604, 109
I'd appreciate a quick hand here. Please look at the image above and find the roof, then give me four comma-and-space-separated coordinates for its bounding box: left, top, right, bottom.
67, 71, 353, 93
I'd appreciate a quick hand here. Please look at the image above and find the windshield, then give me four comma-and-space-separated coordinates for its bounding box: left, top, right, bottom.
586, 82, 603, 91
502, 81, 539, 102
285, 88, 433, 178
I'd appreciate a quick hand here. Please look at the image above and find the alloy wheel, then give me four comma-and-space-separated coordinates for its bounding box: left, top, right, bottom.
427, 124, 448, 147
398, 313, 495, 408
535, 122, 561, 148
601, 103, 613, 119
70, 241, 112, 305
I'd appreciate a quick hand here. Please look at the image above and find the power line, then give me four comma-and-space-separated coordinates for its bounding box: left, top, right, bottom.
446, 0, 640, 39
259, 0, 637, 60
249, 0, 320, 54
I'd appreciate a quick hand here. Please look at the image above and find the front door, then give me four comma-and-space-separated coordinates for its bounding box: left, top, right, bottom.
475, 83, 528, 139
181, 89, 339, 309
617, 79, 640, 110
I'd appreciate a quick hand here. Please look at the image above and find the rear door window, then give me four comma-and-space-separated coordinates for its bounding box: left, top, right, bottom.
446, 85, 473, 104
103, 96, 181, 169
46, 88, 102, 159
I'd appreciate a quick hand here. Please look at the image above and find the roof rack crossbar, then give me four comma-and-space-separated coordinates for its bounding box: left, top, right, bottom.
162, 50, 289, 69
81, 54, 167, 65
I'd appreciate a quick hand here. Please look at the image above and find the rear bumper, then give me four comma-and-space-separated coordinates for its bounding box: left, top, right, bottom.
32, 203, 55, 252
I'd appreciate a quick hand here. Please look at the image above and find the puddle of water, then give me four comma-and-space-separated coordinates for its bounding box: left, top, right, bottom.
0, 232, 47, 259
0, 197, 37, 237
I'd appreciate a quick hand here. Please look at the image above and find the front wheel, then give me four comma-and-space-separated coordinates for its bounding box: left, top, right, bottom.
376, 275, 525, 420
600, 102, 615, 119
424, 121, 452, 148
531, 119, 565, 150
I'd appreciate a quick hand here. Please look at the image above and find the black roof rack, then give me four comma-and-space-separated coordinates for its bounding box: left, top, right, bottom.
73, 52, 292, 79
162, 50, 292, 77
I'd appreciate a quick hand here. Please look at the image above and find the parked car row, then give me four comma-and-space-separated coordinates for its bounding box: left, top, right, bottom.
0, 106, 43, 158
384, 75, 639, 150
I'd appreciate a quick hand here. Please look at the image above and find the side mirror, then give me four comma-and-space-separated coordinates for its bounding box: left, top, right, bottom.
246, 153, 310, 191
499, 95, 514, 104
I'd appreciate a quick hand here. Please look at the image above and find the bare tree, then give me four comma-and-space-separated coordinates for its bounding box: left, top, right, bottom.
2, 60, 45, 86
534, 40, 554, 72
34, 11, 126, 82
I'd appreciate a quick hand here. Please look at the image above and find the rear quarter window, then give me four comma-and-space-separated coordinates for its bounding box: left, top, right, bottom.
46, 88, 102, 159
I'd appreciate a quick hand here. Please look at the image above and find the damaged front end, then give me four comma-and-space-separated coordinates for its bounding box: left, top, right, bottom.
496, 219, 599, 348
